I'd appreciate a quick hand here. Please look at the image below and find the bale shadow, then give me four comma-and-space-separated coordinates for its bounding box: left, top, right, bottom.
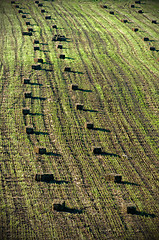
29, 113, 44, 116
93, 127, 111, 132
65, 57, 75, 60
31, 96, 46, 100
42, 69, 53, 72
41, 43, 48, 45
40, 50, 50, 53
30, 24, 37, 26
48, 180, 69, 184
62, 207, 83, 214
101, 152, 120, 157
132, 210, 156, 218
72, 71, 84, 74
30, 83, 43, 86
83, 109, 98, 113
45, 152, 61, 157
119, 181, 140, 186
34, 131, 49, 135
43, 62, 53, 65
77, 88, 92, 92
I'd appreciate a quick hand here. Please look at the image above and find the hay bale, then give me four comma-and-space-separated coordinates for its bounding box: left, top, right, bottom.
38, 3, 43, 7
41, 9, 45, 13
52, 200, 65, 211
121, 19, 127, 23
101, 5, 107, 8
109, 11, 114, 15
135, 0, 141, 3
32, 64, 41, 70
34, 46, 40, 51
75, 103, 84, 110
64, 67, 71, 72
23, 78, 30, 84
11, 1, 15, 3
150, 47, 155, 51
22, 15, 26, 18
34, 58, 43, 63
122, 203, 137, 214
33, 39, 39, 44
92, 147, 102, 154
26, 21, 30, 25
18, 10, 23, 13
22, 108, 30, 115
45, 16, 51, 19
131, 4, 135, 8
71, 84, 78, 90
132, 28, 138, 32
27, 27, 33, 32
105, 173, 122, 183
24, 91, 32, 98
35, 173, 54, 182
34, 146, 46, 154
59, 54, 65, 59
143, 37, 149, 41
85, 122, 94, 129
56, 44, 63, 49
138, 10, 143, 13
152, 20, 157, 24
52, 35, 66, 42
35, 0, 39, 3
52, 25, 57, 29
25, 126, 34, 134
15, 5, 19, 8
22, 31, 32, 36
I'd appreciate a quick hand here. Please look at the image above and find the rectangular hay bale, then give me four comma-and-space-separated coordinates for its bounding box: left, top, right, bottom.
26, 21, 30, 25
25, 126, 34, 134
71, 84, 78, 90
23, 78, 30, 84
32, 64, 41, 70
59, 54, 65, 59
92, 147, 102, 154
22, 108, 30, 115
132, 28, 138, 32
34, 46, 40, 51
64, 67, 71, 72
75, 103, 84, 110
85, 122, 94, 129
45, 16, 51, 19
52, 200, 65, 211
24, 92, 32, 98
105, 173, 122, 183
150, 47, 155, 51
34, 58, 43, 63
57, 44, 63, 49
33, 39, 39, 44
34, 146, 46, 154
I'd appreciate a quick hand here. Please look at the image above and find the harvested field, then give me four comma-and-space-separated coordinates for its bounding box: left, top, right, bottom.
0, 0, 159, 239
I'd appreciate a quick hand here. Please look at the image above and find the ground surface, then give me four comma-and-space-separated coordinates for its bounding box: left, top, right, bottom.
0, 0, 159, 239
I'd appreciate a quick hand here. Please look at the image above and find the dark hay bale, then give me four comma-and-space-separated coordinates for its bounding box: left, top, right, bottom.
38, 3, 43, 7
34, 146, 46, 154
64, 67, 71, 72
52, 25, 57, 29
59, 54, 65, 59
23, 78, 30, 84
45, 16, 51, 19
27, 27, 33, 32
22, 108, 30, 115
75, 103, 84, 110
24, 91, 32, 98
152, 20, 157, 24
34, 58, 43, 63
143, 37, 149, 41
25, 126, 34, 134
105, 173, 122, 183
150, 46, 155, 51
33, 39, 39, 44
121, 19, 127, 23
22, 31, 32, 36
101, 5, 107, 8
135, 0, 141, 3
11, 1, 15, 3
109, 11, 114, 15
34, 46, 40, 51
35, 0, 39, 3
132, 28, 138, 32
41, 9, 45, 13
71, 84, 78, 90
92, 147, 102, 154
85, 122, 94, 129
22, 15, 26, 18
124, 204, 137, 214
56, 44, 63, 49
18, 10, 23, 13
52, 200, 65, 211
131, 4, 135, 8
138, 10, 143, 13
35, 173, 54, 182
32, 64, 41, 70
15, 5, 19, 8
26, 21, 30, 25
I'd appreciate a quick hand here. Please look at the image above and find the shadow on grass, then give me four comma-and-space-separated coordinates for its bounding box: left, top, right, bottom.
58, 207, 83, 214
101, 152, 120, 157
77, 88, 92, 92
93, 127, 111, 132
29, 113, 44, 116
31, 96, 46, 100
119, 181, 140, 186
47, 180, 69, 184
30, 24, 37, 26
30, 82, 43, 86
83, 109, 98, 113
34, 131, 49, 135
43, 62, 53, 65
40, 50, 50, 53
65, 57, 75, 60
41, 43, 48, 45
41, 69, 53, 72
45, 152, 61, 157
132, 210, 156, 218
72, 71, 84, 74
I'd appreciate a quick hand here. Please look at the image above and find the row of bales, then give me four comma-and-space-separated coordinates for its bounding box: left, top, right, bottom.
100, 1, 157, 52
11, 0, 152, 215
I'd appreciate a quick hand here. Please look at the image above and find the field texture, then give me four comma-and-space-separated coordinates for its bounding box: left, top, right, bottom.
0, 0, 159, 239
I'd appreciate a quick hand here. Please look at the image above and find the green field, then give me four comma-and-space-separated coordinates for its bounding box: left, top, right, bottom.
0, 0, 159, 239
